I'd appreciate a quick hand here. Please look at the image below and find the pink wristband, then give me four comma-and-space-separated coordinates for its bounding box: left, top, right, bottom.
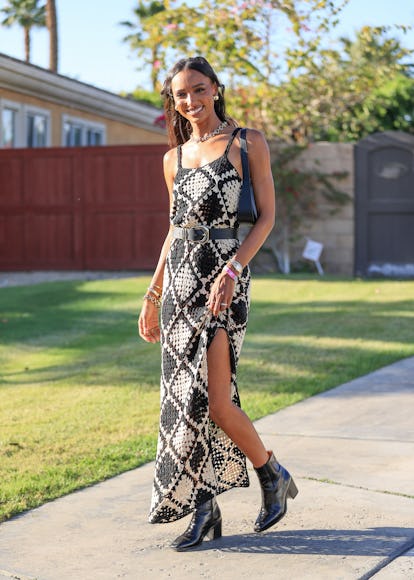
223, 265, 237, 281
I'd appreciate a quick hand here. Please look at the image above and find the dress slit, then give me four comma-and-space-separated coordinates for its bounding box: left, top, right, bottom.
206, 323, 237, 377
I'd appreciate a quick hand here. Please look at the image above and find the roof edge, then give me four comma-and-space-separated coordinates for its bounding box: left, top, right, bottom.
0, 53, 165, 134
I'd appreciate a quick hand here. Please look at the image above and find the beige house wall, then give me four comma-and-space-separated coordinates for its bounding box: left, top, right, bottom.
106, 118, 166, 145
291, 142, 354, 275
0, 87, 167, 146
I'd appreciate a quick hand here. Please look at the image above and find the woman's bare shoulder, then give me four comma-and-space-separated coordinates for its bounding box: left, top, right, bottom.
243, 127, 269, 157
163, 146, 179, 181
244, 127, 267, 145
163, 147, 178, 167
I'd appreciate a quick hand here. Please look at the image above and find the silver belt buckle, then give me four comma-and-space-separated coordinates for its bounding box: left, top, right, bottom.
195, 225, 210, 244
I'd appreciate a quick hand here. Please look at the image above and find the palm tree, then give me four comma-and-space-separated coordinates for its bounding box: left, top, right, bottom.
46, 0, 58, 72
1, 0, 46, 63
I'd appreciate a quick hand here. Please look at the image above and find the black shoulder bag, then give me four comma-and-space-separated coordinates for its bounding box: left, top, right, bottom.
238, 128, 258, 224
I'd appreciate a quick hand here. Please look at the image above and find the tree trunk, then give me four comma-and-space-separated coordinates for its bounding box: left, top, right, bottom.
279, 223, 291, 274
264, 222, 291, 274
268, 222, 291, 274
151, 47, 158, 92
24, 27, 31, 62
46, 0, 58, 72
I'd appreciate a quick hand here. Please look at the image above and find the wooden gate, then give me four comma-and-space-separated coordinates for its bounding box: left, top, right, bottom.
354, 131, 414, 277
0, 144, 169, 270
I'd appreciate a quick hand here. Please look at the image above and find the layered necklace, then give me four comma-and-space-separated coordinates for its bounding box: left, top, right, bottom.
190, 120, 229, 144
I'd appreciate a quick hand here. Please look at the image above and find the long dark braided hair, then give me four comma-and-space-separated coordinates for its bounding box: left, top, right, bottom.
161, 56, 230, 147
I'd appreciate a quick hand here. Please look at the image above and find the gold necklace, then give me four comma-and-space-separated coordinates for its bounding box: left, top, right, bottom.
190, 120, 229, 144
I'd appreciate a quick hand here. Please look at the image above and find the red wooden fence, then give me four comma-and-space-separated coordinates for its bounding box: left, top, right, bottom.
0, 144, 169, 270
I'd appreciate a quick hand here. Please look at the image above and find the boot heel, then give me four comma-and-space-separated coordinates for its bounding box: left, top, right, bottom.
207, 519, 222, 540
171, 498, 222, 551
288, 478, 298, 499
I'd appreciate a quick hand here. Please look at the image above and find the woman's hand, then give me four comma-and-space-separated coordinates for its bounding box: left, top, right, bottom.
138, 301, 161, 343
207, 271, 236, 317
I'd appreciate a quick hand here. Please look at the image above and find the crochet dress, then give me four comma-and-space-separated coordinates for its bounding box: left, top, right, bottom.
149, 128, 250, 524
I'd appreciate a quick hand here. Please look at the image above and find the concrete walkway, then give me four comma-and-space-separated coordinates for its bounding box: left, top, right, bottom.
0, 271, 138, 288
0, 357, 413, 580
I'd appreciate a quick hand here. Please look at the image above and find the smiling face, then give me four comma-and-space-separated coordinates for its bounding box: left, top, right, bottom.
171, 68, 218, 122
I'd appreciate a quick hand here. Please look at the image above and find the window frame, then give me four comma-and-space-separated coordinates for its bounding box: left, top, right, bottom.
24, 104, 51, 148
0, 98, 24, 148
61, 114, 106, 147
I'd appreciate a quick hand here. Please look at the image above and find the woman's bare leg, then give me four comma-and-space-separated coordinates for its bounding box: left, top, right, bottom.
207, 329, 268, 468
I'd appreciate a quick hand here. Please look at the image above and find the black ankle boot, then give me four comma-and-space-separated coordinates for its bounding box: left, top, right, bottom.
254, 452, 298, 533
171, 497, 222, 551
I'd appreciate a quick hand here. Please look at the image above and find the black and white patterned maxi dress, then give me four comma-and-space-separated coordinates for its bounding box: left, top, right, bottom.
149, 128, 251, 524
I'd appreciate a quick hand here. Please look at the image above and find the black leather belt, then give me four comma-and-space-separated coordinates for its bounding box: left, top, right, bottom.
172, 226, 238, 244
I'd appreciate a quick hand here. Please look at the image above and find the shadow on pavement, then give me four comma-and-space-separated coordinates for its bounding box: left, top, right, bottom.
192, 527, 414, 556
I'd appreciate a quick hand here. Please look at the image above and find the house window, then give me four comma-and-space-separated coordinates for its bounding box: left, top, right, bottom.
86, 128, 103, 146
2, 108, 16, 148
64, 121, 83, 146
27, 112, 48, 147
0, 101, 50, 148
0, 99, 23, 148
62, 115, 105, 147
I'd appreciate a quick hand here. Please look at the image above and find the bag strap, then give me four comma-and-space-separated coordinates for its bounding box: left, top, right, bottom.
240, 128, 250, 188
176, 145, 182, 168
238, 127, 258, 223
224, 127, 241, 157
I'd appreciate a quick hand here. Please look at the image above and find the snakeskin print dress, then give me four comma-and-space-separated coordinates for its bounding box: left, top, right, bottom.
149, 128, 250, 524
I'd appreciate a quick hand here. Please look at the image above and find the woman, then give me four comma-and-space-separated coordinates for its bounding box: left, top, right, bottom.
138, 56, 297, 551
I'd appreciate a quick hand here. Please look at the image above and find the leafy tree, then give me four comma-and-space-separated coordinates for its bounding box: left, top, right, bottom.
320, 74, 414, 141
46, 0, 58, 72
1, 0, 46, 63
364, 74, 414, 135
266, 26, 414, 143
120, 0, 334, 92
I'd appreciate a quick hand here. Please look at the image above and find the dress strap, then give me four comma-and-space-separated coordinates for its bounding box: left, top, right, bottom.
224, 127, 242, 158
177, 145, 182, 168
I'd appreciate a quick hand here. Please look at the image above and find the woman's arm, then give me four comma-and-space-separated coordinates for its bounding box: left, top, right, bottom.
207, 130, 275, 316
234, 129, 276, 266
138, 148, 177, 343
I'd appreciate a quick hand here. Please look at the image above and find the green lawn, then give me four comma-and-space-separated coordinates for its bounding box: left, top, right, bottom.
1, 275, 413, 521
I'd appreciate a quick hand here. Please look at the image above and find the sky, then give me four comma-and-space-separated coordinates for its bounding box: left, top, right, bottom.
0, 0, 413, 95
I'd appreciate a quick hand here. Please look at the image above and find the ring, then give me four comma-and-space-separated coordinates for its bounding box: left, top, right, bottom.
220, 303, 227, 307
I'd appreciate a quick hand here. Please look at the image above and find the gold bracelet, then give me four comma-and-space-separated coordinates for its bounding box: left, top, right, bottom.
147, 286, 162, 299
143, 294, 161, 308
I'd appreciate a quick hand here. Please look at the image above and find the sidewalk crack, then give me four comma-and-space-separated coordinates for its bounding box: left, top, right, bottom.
358, 536, 414, 579
259, 431, 414, 444
303, 476, 414, 499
